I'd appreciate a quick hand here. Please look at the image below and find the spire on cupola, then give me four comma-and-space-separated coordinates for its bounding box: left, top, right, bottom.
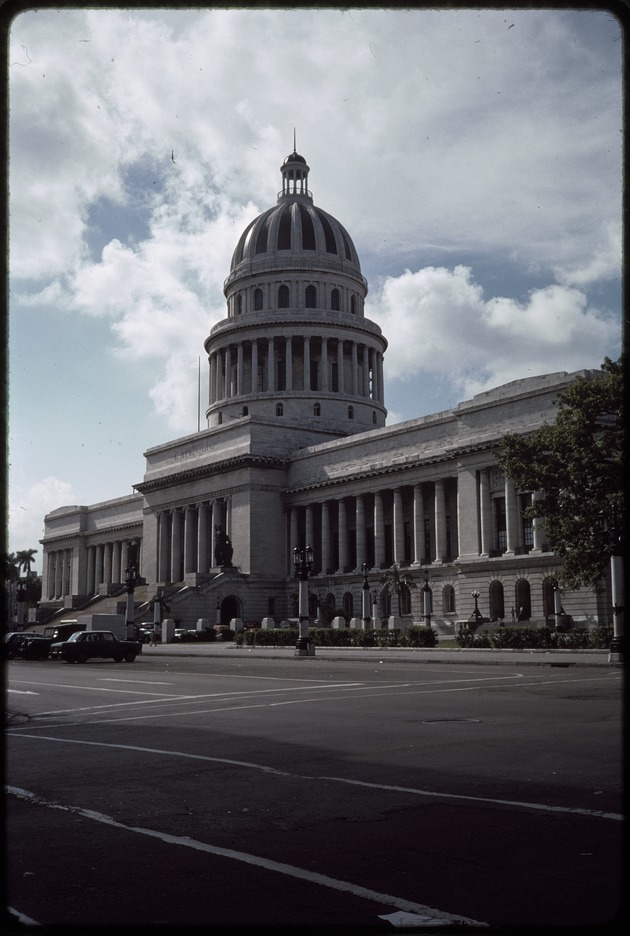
279, 129, 311, 201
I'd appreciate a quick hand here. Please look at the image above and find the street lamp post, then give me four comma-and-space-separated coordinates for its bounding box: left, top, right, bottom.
124, 543, 139, 641
371, 589, 379, 629
293, 545, 314, 657
361, 562, 371, 630
553, 582, 563, 631
422, 564, 432, 627
601, 511, 624, 665
471, 590, 482, 629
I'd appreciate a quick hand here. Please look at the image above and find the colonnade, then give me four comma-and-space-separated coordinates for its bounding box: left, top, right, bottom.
44, 537, 141, 600
209, 335, 384, 404
155, 499, 229, 584
288, 470, 545, 577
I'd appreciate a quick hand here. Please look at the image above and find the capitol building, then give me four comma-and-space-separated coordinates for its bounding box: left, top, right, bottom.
39, 150, 607, 632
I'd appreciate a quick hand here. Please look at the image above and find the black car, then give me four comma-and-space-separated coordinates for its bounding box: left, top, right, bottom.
2, 632, 52, 660
50, 630, 141, 663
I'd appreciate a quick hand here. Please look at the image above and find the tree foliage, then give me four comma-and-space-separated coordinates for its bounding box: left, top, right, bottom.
380, 564, 417, 616
498, 357, 623, 590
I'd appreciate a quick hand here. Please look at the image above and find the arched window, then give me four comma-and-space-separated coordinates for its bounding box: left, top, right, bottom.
276, 403, 284, 417
278, 285, 290, 308
342, 591, 353, 621
347, 406, 354, 419
217, 412, 223, 425
242, 405, 249, 416
489, 580, 505, 621
350, 295, 356, 315
237, 294, 243, 314
400, 584, 412, 615
313, 403, 321, 416
514, 579, 531, 620
372, 411, 377, 424
442, 584, 456, 614
254, 288, 263, 311
380, 590, 391, 618
305, 285, 317, 309
331, 288, 340, 311
542, 577, 556, 620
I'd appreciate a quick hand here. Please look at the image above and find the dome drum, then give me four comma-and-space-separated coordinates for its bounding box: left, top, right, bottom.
205, 149, 387, 438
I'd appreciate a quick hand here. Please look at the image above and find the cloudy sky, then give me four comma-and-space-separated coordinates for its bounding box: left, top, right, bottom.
8, 6, 622, 572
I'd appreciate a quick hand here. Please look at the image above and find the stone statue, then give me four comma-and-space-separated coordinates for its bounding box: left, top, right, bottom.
214, 525, 233, 568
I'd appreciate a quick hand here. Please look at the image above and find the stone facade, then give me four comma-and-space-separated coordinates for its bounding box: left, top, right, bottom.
39, 150, 610, 632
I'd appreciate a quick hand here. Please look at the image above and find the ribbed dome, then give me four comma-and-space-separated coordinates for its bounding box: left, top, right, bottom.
229, 202, 362, 274
228, 150, 363, 279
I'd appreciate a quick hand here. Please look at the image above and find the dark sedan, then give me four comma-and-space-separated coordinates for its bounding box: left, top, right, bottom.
50, 630, 141, 663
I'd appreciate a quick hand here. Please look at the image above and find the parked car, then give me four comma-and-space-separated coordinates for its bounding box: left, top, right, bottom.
2, 632, 27, 659
2, 632, 52, 660
50, 630, 141, 663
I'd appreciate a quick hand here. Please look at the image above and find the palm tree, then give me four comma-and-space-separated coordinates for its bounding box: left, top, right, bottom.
2, 552, 20, 583
380, 564, 417, 617
15, 548, 37, 577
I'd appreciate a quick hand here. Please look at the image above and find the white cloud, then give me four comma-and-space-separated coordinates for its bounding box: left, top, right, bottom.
8, 477, 76, 571
371, 265, 619, 400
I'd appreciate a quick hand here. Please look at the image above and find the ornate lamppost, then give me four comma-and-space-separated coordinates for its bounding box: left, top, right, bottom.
293, 545, 314, 656
371, 589, 379, 629
471, 590, 483, 629
124, 542, 139, 641
421, 563, 432, 627
552, 581, 563, 631
601, 511, 624, 665
361, 562, 371, 630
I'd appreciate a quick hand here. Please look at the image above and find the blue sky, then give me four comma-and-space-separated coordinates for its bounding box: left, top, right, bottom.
8, 7, 623, 573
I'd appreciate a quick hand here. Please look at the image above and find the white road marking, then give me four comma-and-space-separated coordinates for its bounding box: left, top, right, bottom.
7, 734, 622, 821
100, 679, 174, 685
6, 785, 486, 926
7, 689, 38, 695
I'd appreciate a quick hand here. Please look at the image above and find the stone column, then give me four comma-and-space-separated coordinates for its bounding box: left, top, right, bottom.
209, 353, 215, 404
479, 469, 492, 556
225, 346, 232, 398
337, 339, 344, 393
103, 542, 112, 585
320, 337, 328, 392
305, 505, 314, 552
321, 501, 331, 574
251, 339, 258, 394
184, 505, 197, 574
531, 491, 545, 552
236, 342, 244, 396
303, 336, 310, 391
504, 477, 519, 555
197, 502, 210, 572
371, 349, 379, 403
216, 350, 223, 401
355, 495, 366, 570
433, 480, 447, 564
94, 544, 104, 592
112, 540, 121, 584
373, 492, 385, 569
351, 342, 358, 395
171, 509, 183, 581
267, 337, 275, 392
412, 484, 425, 565
363, 347, 370, 398
86, 545, 96, 594
337, 499, 348, 572
158, 512, 170, 582
290, 508, 299, 554
285, 336, 292, 391
393, 488, 404, 565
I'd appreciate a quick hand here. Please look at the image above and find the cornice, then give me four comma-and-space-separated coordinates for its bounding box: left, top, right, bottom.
134, 452, 289, 494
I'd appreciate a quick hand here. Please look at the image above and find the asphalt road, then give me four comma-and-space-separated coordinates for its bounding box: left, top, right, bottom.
5, 653, 624, 934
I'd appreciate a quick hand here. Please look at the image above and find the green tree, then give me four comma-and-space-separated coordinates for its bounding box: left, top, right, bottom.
15, 548, 37, 576
380, 564, 417, 616
498, 357, 623, 590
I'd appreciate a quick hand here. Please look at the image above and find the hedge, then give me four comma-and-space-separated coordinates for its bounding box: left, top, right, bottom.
455, 625, 613, 650
235, 625, 438, 648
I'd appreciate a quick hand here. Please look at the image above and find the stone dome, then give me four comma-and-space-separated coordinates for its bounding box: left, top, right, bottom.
227, 150, 364, 284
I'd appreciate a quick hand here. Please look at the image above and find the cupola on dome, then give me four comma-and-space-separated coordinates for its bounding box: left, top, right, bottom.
227, 149, 363, 281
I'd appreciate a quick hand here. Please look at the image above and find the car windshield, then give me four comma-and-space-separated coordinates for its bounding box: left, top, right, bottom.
66, 631, 82, 642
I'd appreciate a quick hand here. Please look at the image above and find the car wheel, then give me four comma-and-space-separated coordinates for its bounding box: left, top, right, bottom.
75, 653, 88, 664
113, 654, 123, 663
124, 651, 137, 663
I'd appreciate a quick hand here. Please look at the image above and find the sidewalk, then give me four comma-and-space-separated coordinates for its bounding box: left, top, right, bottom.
141, 641, 615, 667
